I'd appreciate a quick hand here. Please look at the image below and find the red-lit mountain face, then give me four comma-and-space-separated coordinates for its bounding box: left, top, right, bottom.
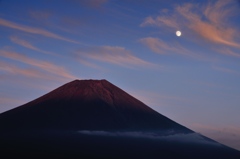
0, 79, 190, 132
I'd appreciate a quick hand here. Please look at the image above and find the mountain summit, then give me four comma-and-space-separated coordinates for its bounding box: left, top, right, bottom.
0, 79, 190, 132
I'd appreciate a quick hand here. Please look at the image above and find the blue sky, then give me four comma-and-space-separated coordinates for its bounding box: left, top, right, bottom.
0, 0, 240, 150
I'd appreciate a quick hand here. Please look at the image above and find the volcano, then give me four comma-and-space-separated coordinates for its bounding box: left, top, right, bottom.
0, 79, 191, 132
0, 79, 239, 159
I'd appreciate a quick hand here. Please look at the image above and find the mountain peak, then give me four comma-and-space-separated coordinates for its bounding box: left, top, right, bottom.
42, 79, 117, 106
60, 79, 110, 90
0, 79, 191, 132
69, 79, 108, 84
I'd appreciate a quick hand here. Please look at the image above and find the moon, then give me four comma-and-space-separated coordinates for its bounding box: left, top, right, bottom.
176, 31, 181, 37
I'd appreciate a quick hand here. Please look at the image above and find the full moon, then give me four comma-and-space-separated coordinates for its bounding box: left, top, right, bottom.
176, 31, 181, 37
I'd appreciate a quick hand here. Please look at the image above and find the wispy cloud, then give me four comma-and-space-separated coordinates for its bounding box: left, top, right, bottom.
0, 18, 79, 44
139, 37, 202, 59
0, 61, 65, 81
212, 65, 240, 75
70, 0, 108, 8
139, 37, 169, 54
0, 61, 48, 79
216, 48, 240, 58
176, 1, 240, 48
0, 95, 25, 106
76, 58, 105, 70
190, 80, 228, 89
140, 15, 179, 29
0, 96, 26, 113
75, 46, 157, 68
10, 36, 56, 55
0, 50, 77, 80
141, 0, 240, 54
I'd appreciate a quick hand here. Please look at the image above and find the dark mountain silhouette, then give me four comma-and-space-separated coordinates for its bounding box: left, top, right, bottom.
0, 79, 239, 159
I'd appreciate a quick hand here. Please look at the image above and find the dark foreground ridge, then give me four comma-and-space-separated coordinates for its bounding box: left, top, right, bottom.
0, 79, 239, 159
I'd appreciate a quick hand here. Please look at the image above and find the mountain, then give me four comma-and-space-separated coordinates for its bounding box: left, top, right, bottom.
0, 79, 239, 159
0, 79, 191, 132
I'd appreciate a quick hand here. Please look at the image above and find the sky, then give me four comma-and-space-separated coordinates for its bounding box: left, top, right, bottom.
0, 0, 240, 151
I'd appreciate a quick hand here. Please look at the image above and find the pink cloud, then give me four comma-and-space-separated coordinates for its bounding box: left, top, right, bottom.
176, 1, 240, 48
139, 37, 168, 54
0, 61, 47, 79
212, 65, 240, 75
141, 0, 240, 53
0, 95, 26, 113
141, 16, 179, 29
216, 48, 240, 58
139, 37, 203, 59
0, 61, 65, 81
76, 58, 105, 70
76, 46, 157, 68
10, 36, 56, 55
0, 50, 77, 80
0, 18, 79, 44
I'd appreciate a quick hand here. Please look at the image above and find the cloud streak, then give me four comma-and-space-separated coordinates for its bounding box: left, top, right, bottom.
139, 37, 202, 59
0, 96, 26, 113
176, 1, 240, 48
212, 65, 240, 75
0, 61, 66, 81
10, 36, 56, 55
0, 18, 79, 44
141, 0, 240, 55
0, 50, 76, 80
0, 95, 25, 106
216, 48, 240, 58
76, 46, 156, 68
0, 61, 48, 79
